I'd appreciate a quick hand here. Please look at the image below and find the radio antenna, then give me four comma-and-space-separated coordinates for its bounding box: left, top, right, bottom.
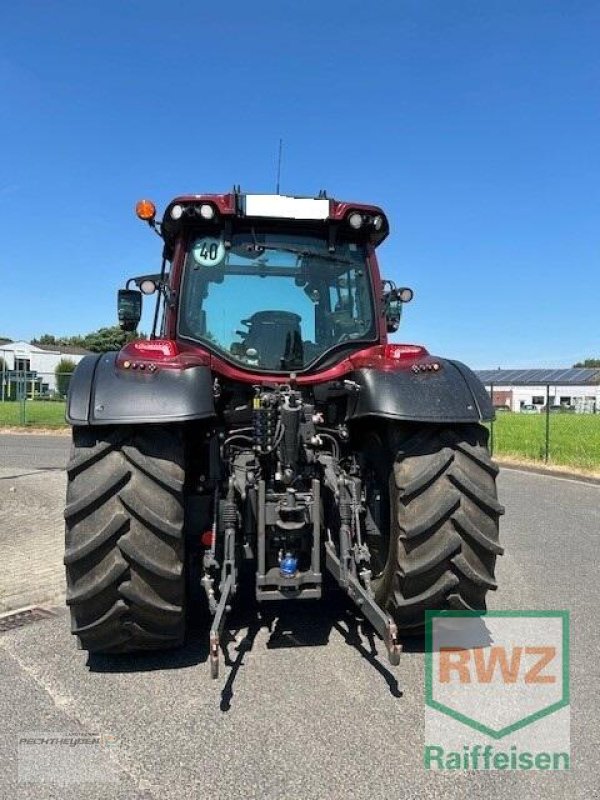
275, 138, 283, 194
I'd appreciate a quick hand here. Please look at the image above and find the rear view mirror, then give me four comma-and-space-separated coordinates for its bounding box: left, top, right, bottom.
118, 289, 142, 332
385, 299, 402, 333
383, 283, 413, 333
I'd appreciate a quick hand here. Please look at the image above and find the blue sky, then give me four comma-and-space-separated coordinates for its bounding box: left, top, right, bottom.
0, 0, 598, 368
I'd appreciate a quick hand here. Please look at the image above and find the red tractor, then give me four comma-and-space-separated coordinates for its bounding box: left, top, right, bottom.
64, 190, 503, 677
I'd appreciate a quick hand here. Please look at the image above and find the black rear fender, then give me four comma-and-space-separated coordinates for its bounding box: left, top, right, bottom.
347, 358, 493, 424
66, 353, 216, 426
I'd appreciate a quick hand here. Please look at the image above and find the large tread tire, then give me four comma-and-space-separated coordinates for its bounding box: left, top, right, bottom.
64, 425, 186, 653
366, 424, 504, 632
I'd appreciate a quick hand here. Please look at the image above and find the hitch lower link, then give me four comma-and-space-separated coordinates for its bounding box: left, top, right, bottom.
204, 481, 237, 679
324, 477, 402, 667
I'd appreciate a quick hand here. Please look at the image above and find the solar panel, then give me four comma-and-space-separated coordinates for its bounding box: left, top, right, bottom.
552, 369, 573, 382
474, 368, 600, 385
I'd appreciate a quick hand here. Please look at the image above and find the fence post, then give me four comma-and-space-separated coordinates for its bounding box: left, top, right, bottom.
489, 382, 494, 456
544, 383, 550, 463
18, 370, 26, 426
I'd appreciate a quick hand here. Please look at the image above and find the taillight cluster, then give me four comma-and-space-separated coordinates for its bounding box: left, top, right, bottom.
126, 340, 179, 358
349, 343, 439, 370
118, 339, 180, 372
383, 344, 428, 360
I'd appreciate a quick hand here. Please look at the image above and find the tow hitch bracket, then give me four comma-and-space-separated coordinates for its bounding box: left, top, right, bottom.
324, 541, 401, 666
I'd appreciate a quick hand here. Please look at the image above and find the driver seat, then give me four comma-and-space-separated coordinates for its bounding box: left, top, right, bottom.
239, 311, 303, 369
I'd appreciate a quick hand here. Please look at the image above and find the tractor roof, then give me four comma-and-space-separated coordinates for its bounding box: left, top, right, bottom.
160, 192, 390, 254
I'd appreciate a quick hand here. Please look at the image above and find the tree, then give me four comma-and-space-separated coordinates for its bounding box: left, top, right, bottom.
63, 335, 87, 349
55, 358, 77, 397
32, 334, 58, 346
31, 327, 146, 354
573, 358, 600, 368
83, 326, 145, 353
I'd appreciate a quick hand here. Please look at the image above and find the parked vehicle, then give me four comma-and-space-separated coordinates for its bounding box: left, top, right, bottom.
521, 404, 539, 414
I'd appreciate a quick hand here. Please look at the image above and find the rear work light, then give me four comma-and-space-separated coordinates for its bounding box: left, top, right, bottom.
346, 210, 387, 232
199, 203, 215, 219
348, 212, 364, 229
170, 202, 217, 220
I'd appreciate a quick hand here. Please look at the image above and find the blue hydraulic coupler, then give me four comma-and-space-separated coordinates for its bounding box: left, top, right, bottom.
279, 553, 298, 578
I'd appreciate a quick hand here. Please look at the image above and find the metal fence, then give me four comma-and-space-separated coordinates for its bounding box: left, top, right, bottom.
487, 382, 599, 471
0, 370, 72, 427
0, 372, 598, 470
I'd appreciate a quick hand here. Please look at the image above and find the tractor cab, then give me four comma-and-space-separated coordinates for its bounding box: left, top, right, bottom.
179, 227, 377, 372
123, 192, 412, 375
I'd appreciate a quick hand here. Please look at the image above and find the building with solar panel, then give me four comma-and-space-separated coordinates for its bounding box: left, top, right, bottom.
475, 368, 600, 413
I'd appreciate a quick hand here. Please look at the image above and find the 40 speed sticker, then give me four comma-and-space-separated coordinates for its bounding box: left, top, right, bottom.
192, 237, 226, 267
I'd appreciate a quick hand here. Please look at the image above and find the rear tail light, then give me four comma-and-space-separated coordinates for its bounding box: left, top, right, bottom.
200, 530, 215, 547
384, 344, 428, 360
124, 339, 179, 359
350, 343, 429, 368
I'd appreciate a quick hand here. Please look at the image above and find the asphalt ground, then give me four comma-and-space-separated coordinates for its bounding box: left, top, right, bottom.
0, 433, 70, 470
0, 434, 598, 799
0, 435, 69, 612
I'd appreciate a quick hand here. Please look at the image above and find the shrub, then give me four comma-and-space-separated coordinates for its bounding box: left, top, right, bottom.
55, 358, 77, 397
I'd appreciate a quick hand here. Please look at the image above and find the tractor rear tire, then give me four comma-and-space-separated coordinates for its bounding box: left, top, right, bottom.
64, 425, 186, 653
365, 424, 504, 632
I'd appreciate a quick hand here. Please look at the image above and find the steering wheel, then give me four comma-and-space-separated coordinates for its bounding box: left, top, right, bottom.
335, 324, 367, 345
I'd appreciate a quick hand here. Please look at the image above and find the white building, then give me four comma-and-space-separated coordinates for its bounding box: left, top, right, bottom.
476, 368, 600, 413
0, 340, 91, 398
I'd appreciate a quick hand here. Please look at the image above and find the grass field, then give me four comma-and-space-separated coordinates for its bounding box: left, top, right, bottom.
489, 412, 600, 471
0, 400, 67, 428
1, 401, 599, 471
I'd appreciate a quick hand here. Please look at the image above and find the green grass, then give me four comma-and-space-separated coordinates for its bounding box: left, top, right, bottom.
489, 412, 600, 471
1, 400, 598, 471
0, 400, 67, 428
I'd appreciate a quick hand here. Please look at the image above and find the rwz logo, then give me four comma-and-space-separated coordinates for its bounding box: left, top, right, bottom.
438, 644, 557, 685
425, 611, 569, 740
